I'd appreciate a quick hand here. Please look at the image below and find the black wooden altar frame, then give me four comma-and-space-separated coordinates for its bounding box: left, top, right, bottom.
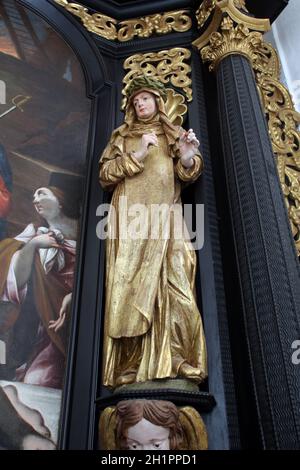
15, 0, 299, 450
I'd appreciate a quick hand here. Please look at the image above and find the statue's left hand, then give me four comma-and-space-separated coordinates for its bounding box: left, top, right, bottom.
179, 129, 200, 168
48, 292, 72, 333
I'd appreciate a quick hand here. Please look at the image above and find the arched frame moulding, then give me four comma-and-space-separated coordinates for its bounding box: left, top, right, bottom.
12, 0, 112, 450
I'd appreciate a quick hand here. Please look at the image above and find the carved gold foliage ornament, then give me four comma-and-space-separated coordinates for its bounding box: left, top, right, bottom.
201, 17, 263, 72
233, 0, 248, 12
193, 1, 269, 65
122, 48, 192, 110
253, 44, 300, 255
196, 0, 248, 29
194, 1, 299, 255
54, 0, 117, 40
54, 1, 191, 42
196, 0, 216, 29
164, 88, 188, 127
118, 11, 192, 42
253, 42, 280, 79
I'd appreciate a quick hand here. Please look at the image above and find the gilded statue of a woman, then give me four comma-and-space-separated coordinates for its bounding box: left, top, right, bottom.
99, 76, 207, 388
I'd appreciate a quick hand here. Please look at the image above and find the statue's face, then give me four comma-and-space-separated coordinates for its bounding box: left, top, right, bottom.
126, 418, 170, 450
132, 91, 157, 119
33, 187, 61, 220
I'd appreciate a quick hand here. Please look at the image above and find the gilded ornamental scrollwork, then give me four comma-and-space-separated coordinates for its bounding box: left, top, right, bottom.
196, 0, 249, 30
122, 48, 192, 111
253, 44, 300, 255
194, 0, 300, 255
193, 0, 270, 58
54, 0, 118, 40
54, 0, 191, 42
233, 0, 248, 13
196, 0, 216, 29
118, 11, 192, 42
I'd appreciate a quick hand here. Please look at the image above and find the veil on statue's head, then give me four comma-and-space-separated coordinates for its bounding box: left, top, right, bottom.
120, 75, 180, 147
124, 75, 168, 125
99, 75, 188, 166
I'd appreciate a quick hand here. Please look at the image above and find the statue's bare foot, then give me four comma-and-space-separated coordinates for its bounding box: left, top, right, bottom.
3, 385, 51, 438
178, 363, 206, 382
115, 369, 136, 386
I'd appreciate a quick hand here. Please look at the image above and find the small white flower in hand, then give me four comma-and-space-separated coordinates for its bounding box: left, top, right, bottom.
179, 129, 200, 168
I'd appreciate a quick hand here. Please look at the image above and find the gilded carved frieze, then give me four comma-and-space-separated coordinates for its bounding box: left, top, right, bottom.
54, 0, 118, 40
253, 44, 300, 255
54, 0, 191, 42
122, 48, 192, 111
118, 11, 192, 42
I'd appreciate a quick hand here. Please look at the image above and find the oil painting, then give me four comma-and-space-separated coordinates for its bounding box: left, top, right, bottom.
0, 0, 90, 449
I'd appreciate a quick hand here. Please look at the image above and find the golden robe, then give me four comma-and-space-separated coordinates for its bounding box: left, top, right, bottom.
99, 115, 207, 387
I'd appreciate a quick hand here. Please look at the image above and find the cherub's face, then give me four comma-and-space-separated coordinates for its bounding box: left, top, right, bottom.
126, 418, 170, 450
132, 91, 157, 119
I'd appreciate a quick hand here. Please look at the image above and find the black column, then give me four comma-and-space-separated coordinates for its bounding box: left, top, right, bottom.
216, 54, 300, 449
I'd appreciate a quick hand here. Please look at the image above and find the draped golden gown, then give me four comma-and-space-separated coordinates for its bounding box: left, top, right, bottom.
99, 113, 207, 388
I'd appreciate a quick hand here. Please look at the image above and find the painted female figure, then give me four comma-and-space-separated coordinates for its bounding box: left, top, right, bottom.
0, 185, 78, 388
99, 76, 207, 388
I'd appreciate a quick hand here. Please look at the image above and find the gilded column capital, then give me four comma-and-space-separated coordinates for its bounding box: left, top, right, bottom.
193, 0, 270, 71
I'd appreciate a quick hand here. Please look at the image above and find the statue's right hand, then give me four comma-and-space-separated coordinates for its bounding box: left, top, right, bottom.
30, 232, 60, 249
133, 133, 158, 161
